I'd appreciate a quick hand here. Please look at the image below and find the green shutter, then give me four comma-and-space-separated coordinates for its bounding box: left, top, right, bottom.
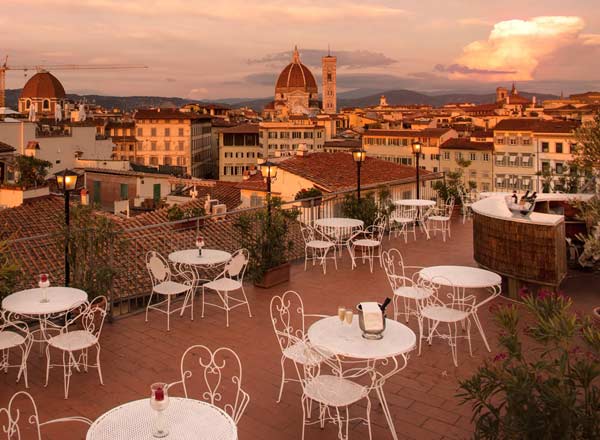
93, 181, 101, 204
120, 183, 128, 200
153, 184, 161, 203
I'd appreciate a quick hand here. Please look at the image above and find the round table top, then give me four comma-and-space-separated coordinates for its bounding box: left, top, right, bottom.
86, 397, 237, 440
168, 249, 232, 266
307, 316, 416, 360
2, 287, 87, 315
314, 218, 364, 228
394, 199, 436, 207
419, 265, 502, 289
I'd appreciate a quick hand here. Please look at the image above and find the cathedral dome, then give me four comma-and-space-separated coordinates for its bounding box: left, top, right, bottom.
275, 47, 318, 94
20, 71, 66, 99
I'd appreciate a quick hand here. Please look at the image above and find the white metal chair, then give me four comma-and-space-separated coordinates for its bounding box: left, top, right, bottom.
170, 344, 250, 424
202, 248, 251, 327
415, 277, 475, 367
347, 224, 385, 273
381, 249, 433, 323
297, 344, 372, 440
300, 224, 337, 274
1, 391, 91, 439
145, 250, 194, 331
459, 190, 475, 224
44, 296, 108, 399
270, 291, 328, 403
426, 197, 455, 242
0, 311, 33, 388
389, 206, 417, 243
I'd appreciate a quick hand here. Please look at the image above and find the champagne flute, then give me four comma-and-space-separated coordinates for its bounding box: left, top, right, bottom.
150, 383, 170, 438
345, 310, 354, 325
337, 306, 346, 325
196, 235, 205, 256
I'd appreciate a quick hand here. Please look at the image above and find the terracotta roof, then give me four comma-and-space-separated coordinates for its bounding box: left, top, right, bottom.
20, 72, 66, 99
0, 140, 15, 153
440, 138, 494, 152
134, 108, 212, 121
470, 130, 493, 138
323, 139, 362, 149
464, 103, 501, 113
364, 128, 451, 138
236, 171, 267, 191
220, 124, 259, 134
211, 119, 237, 128
106, 121, 135, 129
494, 119, 579, 133
276, 152, 427, 192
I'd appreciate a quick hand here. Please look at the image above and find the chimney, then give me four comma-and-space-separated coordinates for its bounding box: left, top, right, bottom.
80, 188, 89, 206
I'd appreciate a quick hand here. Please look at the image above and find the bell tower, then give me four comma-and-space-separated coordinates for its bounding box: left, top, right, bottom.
322, 47, 337, 114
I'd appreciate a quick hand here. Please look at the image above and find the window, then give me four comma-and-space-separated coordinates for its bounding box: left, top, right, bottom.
509, 138, 517, 145
164, 128, 170, 137
178, 128, 184, 136
541, 142, 549, 153
523, 138, 531, 145
292, 132, 301, 139
43, 99, 50, 110
469, 153, 476, 161
164, 141, 170, 151
137, 128, 143, 136
555, 142, 563, 154
150, 156, 158, 165
164, 156, 172, 166
496, 137, 505, 144
178, 141, 184, 151
455, 152, 463, 160
280, 132, 290, 139
93, 181, 101, 204
556, 162, 564, 174
151, 141, 157, 151
120, 184, 128, 200
443, 151, 450, 160
542, 161, 550, 172
26, 99, 31, 109
268, 132, 278, 139
151, 128, 157, 136
482, 153, 490, 161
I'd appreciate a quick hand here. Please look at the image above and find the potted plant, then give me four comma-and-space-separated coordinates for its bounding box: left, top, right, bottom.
167, 204, 205, 230
295, 187, 323, 208
234, 197, 299, 288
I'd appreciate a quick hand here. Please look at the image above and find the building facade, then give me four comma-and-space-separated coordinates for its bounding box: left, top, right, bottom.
439, 138, 494, 192
259, 121, 326, 158
106, 121, 136, 161
219, 124, 262, 181
322, 52, 337, 114
133, 108, 212, 177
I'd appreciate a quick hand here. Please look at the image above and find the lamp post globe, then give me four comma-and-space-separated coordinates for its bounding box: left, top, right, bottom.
54, 169, 79, 286
352, 149, 366, 201
412, 141, 422, 199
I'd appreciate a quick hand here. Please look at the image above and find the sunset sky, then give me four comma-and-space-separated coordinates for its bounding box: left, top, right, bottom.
2, 0, 599, 100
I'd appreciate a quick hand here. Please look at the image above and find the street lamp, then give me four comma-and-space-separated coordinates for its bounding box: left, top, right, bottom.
352, 149, 366, 201
55, 169, 79, 286
259, 160, 278, 217
412, 141, 422, 199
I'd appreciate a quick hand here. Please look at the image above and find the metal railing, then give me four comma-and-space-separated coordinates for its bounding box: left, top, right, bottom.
3, 173, 445, 320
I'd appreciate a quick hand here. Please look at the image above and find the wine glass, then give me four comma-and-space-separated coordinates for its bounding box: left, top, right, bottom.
337, 306, 346, 325
38, 273, 50, 303
196, 236, 205, 256
150, 383, 170, 438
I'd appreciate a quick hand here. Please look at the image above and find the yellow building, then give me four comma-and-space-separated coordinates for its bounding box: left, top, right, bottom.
133, 108, 212, 177
259, 121, 326, 158
439, 137, 494, 192
219, 124, 261, 181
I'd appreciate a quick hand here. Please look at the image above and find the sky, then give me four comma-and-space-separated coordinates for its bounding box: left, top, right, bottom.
2, 0, 600, 100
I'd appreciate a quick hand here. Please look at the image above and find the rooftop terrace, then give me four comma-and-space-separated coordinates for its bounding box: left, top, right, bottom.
2, 217, 598, 440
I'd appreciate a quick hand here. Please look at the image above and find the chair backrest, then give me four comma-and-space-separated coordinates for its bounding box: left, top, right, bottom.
178, 345, 249, 424
382, 248, 414, 289
146, 251, 171, 286
300, 224, 316, 245
0, 311, 30, 339
224, 249, 249, 280
66, 295, 108, 339
364, 224, 385, 243
373, 215, 387, 229
270, 290, 306, 353
1, 391, 43, 440
417, 275, 473, 312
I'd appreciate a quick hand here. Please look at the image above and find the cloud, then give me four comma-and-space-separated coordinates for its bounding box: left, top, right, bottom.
447, 16, 590, 81
434, 63, 516, 76
248, 48, 396, 69
581, 34, 600, 46
458, 18, 493, 27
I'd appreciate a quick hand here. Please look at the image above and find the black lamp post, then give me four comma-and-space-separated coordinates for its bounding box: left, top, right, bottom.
352, 149, 366, 201
412, 141, 422, 199
55, 169, 78, 286
260, 160, 278, 218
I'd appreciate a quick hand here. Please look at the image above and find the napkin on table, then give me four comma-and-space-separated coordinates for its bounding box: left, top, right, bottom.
360, 302, 384, 332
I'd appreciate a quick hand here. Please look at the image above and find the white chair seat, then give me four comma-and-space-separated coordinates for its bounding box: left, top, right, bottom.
48, 330, 98, 351
391, 217, 413, 224
393, 286, 433, 300
153, 280, 190, 296
422, 306, 468, 323
204, 277, 242, 292
304, 375, 368, 407
428, 215, 450, 222
307, 240, 334, 250
0, 331, 25, 350
353, 239, 380, 247
283, 341, 324, 366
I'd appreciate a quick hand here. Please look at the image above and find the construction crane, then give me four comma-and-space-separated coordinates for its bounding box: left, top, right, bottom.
0, 56, 148, 108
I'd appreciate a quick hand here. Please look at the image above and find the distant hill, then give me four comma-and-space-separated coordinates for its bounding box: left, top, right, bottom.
4, 88, 559, 113
4, 89, 219, 112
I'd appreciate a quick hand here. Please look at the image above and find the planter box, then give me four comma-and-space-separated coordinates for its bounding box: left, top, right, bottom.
300, 198, 322, 208
254, 262, 291, 288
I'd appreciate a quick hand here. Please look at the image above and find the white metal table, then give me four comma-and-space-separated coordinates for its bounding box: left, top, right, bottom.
86, 397, 237, 440
2, 286, 88, 349
308, 316, 416, 440
314, 218, 364, 255
168, 249, 232, 268
393, 199, 436, 238
419, 265, 502, 351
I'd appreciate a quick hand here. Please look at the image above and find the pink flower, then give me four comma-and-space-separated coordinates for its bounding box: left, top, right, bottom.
518, 287, 530, 299
493, 353, 507, 362
537, 289, 552, 300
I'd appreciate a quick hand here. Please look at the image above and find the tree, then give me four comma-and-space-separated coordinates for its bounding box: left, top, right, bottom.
0, 238, 18, 300
15, 155, 52, 188
573, 113, 600, 195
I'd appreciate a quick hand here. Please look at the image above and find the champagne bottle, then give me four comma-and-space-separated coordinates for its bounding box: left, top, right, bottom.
512, 191, 518, 204
380, 297, 392, 313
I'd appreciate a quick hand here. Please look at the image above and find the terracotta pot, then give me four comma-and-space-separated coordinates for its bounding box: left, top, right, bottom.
300, 198, 322, 208
254, 262, 291, 288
